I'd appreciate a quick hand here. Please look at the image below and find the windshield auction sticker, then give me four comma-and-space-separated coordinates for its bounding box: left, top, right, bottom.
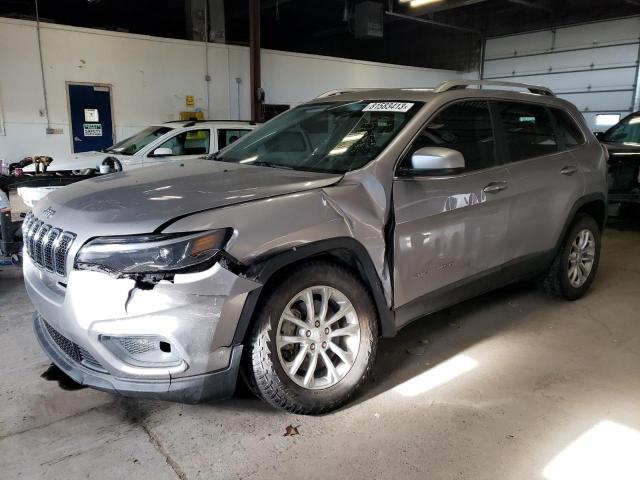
363, 102, 415, 113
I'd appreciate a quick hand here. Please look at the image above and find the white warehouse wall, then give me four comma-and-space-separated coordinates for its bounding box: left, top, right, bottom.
0, 17, 466, 163
483, 17, 640, 130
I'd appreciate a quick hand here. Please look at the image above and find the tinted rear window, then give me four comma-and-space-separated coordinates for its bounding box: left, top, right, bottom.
495, 102, 557, 162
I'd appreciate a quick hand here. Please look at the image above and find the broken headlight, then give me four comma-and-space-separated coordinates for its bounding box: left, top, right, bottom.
75, 229, 231, 275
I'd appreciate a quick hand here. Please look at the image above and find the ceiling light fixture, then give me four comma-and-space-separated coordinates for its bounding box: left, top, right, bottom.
404, 0, 445, 7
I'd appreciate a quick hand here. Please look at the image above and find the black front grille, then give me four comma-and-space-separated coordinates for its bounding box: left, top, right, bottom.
42, 318, 107, 373
22, 213, 75, 277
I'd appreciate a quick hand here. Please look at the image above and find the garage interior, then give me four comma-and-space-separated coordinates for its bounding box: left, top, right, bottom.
1, 1, 640, 479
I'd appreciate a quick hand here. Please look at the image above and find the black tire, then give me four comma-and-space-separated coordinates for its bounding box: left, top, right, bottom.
542, 214, 601, 300
242, 261, 378, 414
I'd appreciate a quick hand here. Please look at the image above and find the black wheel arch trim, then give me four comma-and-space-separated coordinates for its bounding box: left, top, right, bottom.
231, 237, 396, 345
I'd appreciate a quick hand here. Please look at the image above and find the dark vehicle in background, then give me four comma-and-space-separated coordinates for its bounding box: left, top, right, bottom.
597, 112, 640, 208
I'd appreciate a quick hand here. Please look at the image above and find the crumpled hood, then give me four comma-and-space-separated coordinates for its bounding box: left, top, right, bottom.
22, 151, 134, 172
33, 160, 343, 237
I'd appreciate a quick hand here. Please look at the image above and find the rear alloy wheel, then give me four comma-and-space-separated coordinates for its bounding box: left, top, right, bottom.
567, 229, 596, 288
542, 214, 601, 300
243, 262, 378, 414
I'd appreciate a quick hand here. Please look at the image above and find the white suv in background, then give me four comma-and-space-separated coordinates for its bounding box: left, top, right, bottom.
18, 120, 258, 207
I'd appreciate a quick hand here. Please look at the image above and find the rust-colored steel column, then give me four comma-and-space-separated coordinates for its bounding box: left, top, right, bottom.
249, 0, 262, 123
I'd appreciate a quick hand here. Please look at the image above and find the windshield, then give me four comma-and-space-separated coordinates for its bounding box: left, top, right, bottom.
602, 114, 640, 145
106, 126, 173, 155
211, 101, 422, 174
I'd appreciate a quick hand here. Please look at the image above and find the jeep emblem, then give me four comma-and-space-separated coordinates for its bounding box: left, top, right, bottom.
42, 207, 56, 218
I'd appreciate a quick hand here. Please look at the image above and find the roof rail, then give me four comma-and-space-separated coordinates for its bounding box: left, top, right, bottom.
434, 80, 554, 97
164, 119, 257, 125
315, 88, 374, 99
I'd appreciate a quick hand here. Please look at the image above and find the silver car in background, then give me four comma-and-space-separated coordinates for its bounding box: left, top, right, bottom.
23, 80, 607, 414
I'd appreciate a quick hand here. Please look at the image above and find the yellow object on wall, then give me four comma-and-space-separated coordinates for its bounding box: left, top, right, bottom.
185, 95, 195, 107
180, 111, 204, 121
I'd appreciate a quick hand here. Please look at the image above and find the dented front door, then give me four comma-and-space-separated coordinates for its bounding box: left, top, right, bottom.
392, 166, 511, 310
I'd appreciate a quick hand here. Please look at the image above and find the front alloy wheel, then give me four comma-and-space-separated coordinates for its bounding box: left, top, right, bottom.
243, 262, 378, 414
276, 286, 360, 389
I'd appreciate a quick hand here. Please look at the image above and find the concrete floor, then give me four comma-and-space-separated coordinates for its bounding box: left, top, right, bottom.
1, 225, 639, 480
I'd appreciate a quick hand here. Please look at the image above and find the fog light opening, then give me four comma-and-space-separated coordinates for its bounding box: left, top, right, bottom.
101, 335, 183, 368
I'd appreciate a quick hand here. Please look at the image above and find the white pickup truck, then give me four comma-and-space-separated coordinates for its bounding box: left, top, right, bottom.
18, 120, 257, 207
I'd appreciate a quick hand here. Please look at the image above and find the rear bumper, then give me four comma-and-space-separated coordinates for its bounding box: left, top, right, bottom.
34, 312, 243, 403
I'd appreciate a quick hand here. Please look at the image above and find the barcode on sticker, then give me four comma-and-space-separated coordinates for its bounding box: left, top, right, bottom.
363, 102, 414, 113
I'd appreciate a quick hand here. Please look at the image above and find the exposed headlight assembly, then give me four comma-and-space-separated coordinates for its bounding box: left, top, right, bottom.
75, 229, 231, 275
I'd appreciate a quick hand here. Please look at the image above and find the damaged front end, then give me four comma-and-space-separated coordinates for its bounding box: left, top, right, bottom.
24, 227, 262, 403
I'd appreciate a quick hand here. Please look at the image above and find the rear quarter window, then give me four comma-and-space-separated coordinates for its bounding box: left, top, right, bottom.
550, 108, 585, 148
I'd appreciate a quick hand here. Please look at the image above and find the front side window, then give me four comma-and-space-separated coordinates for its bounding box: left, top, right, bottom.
107, 126, 172, 155
495, 102, 557, 162
602, 114, 640, 145
217, 129, 252, 150
402, 100, 496, 172
551, 108, 585, 148
155, 129, 211, 156
212, 101, 422, 174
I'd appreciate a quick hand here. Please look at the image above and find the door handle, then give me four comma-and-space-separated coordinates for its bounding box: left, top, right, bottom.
483, 181, 508, 194
560, 165, 578, 176
74, 136, 82, 142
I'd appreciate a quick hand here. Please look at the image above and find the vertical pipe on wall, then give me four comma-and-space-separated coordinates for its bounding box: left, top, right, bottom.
479, 35, 486, 80
632, 39, 640, 112
34, 0, 51, 132
204, 0, 211, 118
249, 0, 262, 123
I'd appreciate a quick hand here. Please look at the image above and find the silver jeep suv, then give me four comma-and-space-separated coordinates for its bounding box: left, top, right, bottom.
24, 80, 607, 414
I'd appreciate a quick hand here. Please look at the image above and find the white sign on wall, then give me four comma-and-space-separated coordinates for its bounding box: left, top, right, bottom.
83, 123, 103, 137
84, 108, 99, 122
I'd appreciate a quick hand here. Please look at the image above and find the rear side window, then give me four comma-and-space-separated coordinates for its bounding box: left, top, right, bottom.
406, 100, 496, 172
495, 102, 557, 162
551, 108, 585, 148
156, 129, 211, 156
217, 128, 251, 150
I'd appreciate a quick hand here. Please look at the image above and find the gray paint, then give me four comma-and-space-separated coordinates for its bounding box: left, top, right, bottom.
24, 83, 607, 401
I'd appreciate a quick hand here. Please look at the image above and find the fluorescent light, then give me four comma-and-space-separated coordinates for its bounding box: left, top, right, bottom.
408, 0, 445, 7
393, 354, 478, 397
595, 114, 620, 127
544, 421, 640, 480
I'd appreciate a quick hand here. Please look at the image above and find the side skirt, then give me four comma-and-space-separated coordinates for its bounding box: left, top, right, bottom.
394, 250, 554, 330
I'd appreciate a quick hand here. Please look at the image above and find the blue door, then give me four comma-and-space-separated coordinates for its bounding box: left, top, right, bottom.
68, 84, 114, 153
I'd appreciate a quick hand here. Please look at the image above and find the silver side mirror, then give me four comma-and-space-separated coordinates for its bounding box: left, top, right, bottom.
152, 147, 173, 157
410, 147, 465, 174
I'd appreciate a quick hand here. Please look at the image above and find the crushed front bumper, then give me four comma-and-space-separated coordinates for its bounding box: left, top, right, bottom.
34, 312, 243, 403
24, 253, 261, 402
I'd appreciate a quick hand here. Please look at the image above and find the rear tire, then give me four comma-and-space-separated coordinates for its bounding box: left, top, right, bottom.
542, 214, 601, 300
242, 261, 378, 414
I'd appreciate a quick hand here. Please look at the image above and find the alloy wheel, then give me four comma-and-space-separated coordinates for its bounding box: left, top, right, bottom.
568, 228, 596, 288
275, 286, 360, 390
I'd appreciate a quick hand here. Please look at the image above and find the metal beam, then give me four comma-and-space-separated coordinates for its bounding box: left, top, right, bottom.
506, 0, 552, 14
385, 11, 482, 35
249, 0, 262, 123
